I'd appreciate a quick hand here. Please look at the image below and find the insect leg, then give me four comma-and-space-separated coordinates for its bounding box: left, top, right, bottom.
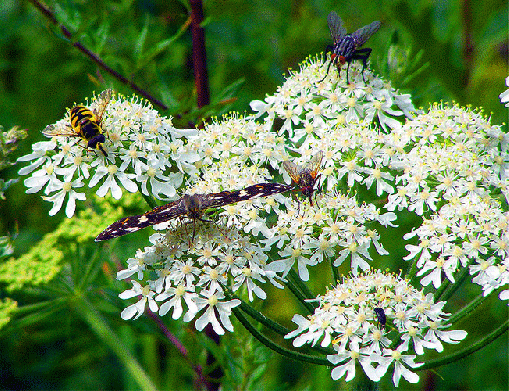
319, 46, 336, 82
352, 48, 372, 82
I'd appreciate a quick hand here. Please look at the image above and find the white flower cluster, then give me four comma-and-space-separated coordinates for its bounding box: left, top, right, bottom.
249, 57, 509, 303
386, 104, 509, 298
285, 270, 467, 387
187, 115, 398, 281
117, 220, 287, 335
250, 55, 415, 135
18, 92, 195, 217
17, 52, 509, 385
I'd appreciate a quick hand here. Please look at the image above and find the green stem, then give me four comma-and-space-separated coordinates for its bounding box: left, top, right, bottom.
331, 262, 340, 286
416, 318, 508, 371
224, 289, 334, 355
433, 279, 450, 301
286, 269, 316, 314
288, 268, 315, 300
232, 307, 331, 365
439, 263, 471, 302
406, 257, 418, 282
76, 298, 158, 391
448, 293, 489, 325
142, 193, 157, 209
237, 298, 291, 336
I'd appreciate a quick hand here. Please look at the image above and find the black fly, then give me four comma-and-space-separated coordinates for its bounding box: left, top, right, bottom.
373, 307, 386, 330
321, 11, 381, 84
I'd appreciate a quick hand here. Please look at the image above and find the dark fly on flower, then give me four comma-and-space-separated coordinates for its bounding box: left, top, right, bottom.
95, 182, 293, 241
42, 89, 113, 156
282, 150, 324, 206
374, 307, 386, 330
321, 11, 381, 84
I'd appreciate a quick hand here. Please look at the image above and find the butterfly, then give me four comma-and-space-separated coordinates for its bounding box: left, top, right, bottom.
282, 151, 324, 206
95, 182, 293, 241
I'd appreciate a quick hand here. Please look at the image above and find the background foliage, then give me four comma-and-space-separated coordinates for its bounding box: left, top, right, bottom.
0, 0, 507, 389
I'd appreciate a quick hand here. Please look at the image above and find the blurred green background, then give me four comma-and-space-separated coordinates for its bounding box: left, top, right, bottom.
0, 0, 507, 389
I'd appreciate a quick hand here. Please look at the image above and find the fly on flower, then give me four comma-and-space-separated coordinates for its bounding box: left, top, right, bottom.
282, 151, 324, 206
321, 11, 381, 83
42, 89, 113, 156
95, 182, 293, 241
374, 307, 386, 329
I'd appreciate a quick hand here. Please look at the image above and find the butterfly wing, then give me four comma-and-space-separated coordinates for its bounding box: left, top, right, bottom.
95, 198, 186, 241
200, 182, 293, 210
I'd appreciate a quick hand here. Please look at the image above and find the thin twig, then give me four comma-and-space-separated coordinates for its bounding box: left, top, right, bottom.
190, 0, 210, 108
188, 3, 219, 388
146, 310, 209, 388
28, 0, 168, 110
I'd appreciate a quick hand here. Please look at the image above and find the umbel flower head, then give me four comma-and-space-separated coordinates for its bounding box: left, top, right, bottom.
117, 219, 284, 335
16, 50, 508, 388
18, 91, 195, 217
285, 270, 467, 386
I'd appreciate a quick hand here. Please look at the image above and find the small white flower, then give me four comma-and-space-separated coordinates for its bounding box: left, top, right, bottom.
373, 346, 422, 387
19, 90, 191, 215
328, 343, 380, 382
119, 281, 158, 320
156, 284, 199, 320
42, 176, 86, 218
193, 291, 241, 335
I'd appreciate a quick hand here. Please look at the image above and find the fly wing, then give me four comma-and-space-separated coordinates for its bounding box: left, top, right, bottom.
93, 89, 113, 124
95, 198, 185, 241
351, 20, 381, 47
308, 150, 324, 177
327, 11, 347, 43
42, 123, 77, 138
282, 160, 303, 184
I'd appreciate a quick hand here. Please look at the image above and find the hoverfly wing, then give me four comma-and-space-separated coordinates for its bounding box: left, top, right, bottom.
94, 89, 113, 124
282, 160, 303, 183
42, 123, 77, 138
308, 150, 325, 177
351, 20, 381, 47
327, 11, 347, 44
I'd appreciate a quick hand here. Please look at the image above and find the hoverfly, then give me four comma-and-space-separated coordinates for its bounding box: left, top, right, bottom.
321, 11, 381, 83
43, 89, 113, 156
282, 150, 324, 206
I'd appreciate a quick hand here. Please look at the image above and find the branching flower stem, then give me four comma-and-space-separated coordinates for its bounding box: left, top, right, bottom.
28, 0, 169, 110
448, 293, 491, 325
232, 306, 332, 365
